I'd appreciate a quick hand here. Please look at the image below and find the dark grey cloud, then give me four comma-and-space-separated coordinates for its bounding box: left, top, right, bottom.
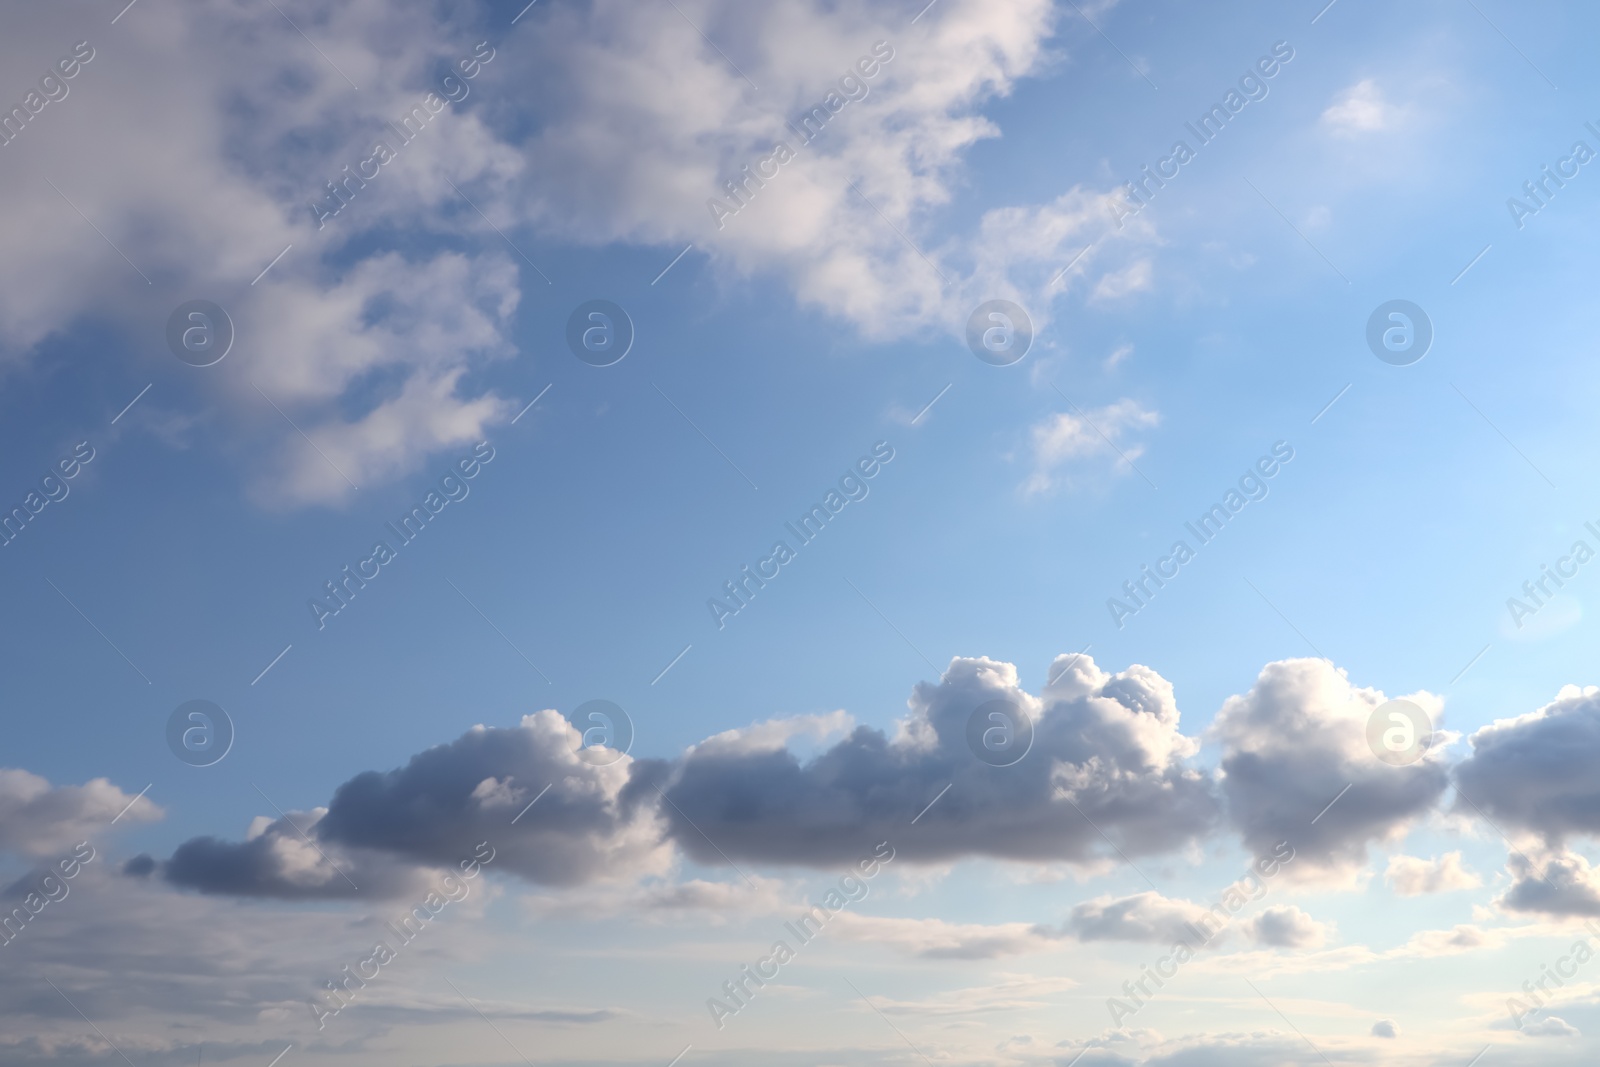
1498, 850, 1600, 918
1454, 685, 1600, 843
165, 710, 665, 899
164, 813, 432, 900
651, 654, 1218, 868
159, 655, 1512, 903
1210, 659, 1450, 880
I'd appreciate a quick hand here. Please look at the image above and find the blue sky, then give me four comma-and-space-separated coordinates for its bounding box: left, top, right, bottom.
7, 0, 1600, 1065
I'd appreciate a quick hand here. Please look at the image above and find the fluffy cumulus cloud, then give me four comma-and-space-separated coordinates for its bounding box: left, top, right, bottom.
157, 653, 1224, 898
165, 710, 667, 898
1455, 685, 1600, 844
157, 654, 1492, 901
646, 653, 1218, 869
1497, 848, 1600, 918
506, 0, 1150, 338
152, 654, 1578, 922
0, 0, 1158, 508
1440, 686, 1600, 917
29, 654, 1600, 1061
1209, 659, 1450, 883
241, 253, 519, 506
0, 0, 529, 507
1247, 905, 1329, 948
0, 769, 159, 857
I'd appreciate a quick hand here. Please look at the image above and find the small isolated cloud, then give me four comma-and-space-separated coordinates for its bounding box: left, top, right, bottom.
1023, 399, 1159, 494
1320, 79, 1397, 135
1066, 891, 1219, 945
1090, 259, 1153, 302
1371, 1020, 1398, 1038
1524, 1015, 1580, 1037
1248, 905, 1329, 948
1403, 923, 1497, 956
1498, 849, 1600, 917
1104, 343, 1134, 370
1386, 851, 1482, 896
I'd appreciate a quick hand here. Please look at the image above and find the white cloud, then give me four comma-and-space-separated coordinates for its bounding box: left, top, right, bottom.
1090, 258, 1153, 302
0, 0, 526, 508
0, 0, 1161, 507
1320, 78, 1397, 135
688, 710, 855, 757
0, 769, 159, 857
1386, 851, 1482, 896
1023, 399, 1158, 494
1104, 343, 1134, 370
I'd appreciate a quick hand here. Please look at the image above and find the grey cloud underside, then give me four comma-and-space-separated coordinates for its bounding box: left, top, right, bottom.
1248, 905, 1324, 948
163, 710, 661, 898
1064, 891, 1216, 945
163, 827, 425, 900
312, 721, 654, 884
1454, 686, 1600, 843
156, 655, 1592, 901
1220, 748, 1447, 867
158, 655, 1223, 897
652, 655, 1218, 867
1444, 686, 1600, 917
1497, 850, 1600, 917
1210, 659, 1451, 875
